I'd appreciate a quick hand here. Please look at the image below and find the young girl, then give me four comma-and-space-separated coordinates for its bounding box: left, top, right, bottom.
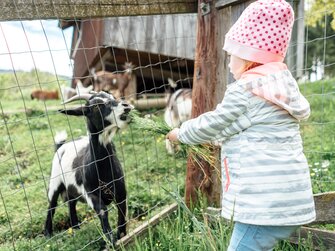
166, 0, 316, 249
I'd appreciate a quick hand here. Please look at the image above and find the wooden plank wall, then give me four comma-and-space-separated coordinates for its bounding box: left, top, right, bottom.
103, 14, 197, 61
0, 0, 197, 21
72, 19, 106, 82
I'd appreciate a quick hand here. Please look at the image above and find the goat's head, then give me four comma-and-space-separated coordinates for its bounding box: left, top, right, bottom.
59, 92, 133, 142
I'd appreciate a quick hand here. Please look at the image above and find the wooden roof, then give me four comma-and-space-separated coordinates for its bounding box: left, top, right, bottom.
102, 14, 197, 60
1, 0, 197, 21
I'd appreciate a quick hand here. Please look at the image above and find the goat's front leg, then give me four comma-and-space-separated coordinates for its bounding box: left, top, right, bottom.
68, 198, 80, 229
44, 184, 64, 237
44, 199, 57, 237
115, 183, 127, 239
89, 194, 114, 245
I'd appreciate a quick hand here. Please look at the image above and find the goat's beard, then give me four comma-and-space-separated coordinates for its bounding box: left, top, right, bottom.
99, 125, 119, 147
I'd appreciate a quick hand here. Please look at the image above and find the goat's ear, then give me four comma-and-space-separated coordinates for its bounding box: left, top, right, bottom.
58, 107, 89, 116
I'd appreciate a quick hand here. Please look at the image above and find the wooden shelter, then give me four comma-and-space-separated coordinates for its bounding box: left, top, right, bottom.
60, 14, 197, 101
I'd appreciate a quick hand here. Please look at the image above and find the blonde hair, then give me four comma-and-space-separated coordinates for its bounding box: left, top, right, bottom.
230, 55, 263, 79
244, 60, 263, 72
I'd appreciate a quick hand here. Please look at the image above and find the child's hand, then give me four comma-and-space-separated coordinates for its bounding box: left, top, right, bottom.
166, 128, 180, 142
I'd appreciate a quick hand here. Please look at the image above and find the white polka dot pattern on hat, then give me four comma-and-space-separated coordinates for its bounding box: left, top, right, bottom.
225, 0, 294, 63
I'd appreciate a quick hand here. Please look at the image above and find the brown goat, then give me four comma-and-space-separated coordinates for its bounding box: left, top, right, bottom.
31, 90, 59, 101
92, 62, 134, 98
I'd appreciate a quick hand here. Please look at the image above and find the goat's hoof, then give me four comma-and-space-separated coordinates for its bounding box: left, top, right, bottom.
43, 230, 52, 238
99, 243, 111, 251
116, 230, 126, 240
99, 238, 115, 251
104, 232, 115, 247
72, 223, 80, 229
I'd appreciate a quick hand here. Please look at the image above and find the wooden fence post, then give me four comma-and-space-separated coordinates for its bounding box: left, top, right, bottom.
185, 0, 220, 208
185, 0, 254, 208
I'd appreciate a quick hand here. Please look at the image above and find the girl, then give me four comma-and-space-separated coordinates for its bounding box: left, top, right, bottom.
166, 0, 316, 250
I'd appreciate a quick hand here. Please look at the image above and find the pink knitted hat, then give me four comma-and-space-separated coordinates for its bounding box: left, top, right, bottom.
223, 0, 294, 64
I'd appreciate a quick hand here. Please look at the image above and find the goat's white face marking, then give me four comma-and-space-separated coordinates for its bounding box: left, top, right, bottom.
97, 94, 132, 146
99, 125, 119, 147
105, 101, 131, 129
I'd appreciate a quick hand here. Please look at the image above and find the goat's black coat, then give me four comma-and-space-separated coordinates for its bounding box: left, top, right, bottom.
44, 92, 131, 245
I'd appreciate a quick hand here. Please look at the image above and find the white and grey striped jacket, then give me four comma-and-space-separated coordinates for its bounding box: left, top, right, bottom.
178, 65, 316, 226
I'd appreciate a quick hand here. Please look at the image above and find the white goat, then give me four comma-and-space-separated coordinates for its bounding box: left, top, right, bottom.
61, 79, 94, 102
44, 91, 133, 245
164, 82, 192, 154
75, 79, 93, 94
60, 86, 76, 101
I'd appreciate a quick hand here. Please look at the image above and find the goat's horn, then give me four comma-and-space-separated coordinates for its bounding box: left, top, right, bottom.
62, 93, 92, 104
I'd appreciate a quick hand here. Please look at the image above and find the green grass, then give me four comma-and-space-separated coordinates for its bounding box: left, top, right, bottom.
121, 193, 317, 251
0, 69, 176, 251
0, 72, 334, 250
0, 105, 185, 250
0, 102, 185, 250
300, 79, 335, 193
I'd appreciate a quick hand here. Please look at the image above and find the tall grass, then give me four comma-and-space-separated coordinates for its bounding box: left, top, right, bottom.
121, 191, 233, 251
0, 72, 334, 250
120, 191, 316, 251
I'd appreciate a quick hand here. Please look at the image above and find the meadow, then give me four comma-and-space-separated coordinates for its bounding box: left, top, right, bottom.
0, 71, 334, 250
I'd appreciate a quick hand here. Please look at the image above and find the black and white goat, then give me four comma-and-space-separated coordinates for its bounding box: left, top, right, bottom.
164, 80, 192, 154
44, 91, 133, 244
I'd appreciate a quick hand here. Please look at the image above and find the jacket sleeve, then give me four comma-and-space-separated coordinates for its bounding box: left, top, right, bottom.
177, 85, 251, 145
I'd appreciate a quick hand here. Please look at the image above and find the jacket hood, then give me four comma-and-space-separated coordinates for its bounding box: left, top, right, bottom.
239, 62, 310, 121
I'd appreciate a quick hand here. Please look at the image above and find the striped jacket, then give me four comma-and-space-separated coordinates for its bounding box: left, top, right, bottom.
178, 63, 316, 226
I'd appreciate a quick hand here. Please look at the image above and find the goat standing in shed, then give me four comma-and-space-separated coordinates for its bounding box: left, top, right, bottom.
44, 91, 133, 245
164, 85, 192, 154
91, 62, 134, 99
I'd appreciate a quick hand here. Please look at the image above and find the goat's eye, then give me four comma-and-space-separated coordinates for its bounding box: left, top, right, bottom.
90, 105, 99, 113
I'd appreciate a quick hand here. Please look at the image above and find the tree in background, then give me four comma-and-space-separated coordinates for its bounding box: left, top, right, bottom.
306, 0, 335, 30
305, 0, 335, 79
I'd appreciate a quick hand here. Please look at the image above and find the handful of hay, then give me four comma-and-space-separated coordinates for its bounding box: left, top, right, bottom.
129, 110, 217, 168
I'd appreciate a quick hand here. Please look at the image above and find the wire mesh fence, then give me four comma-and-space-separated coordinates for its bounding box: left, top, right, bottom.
300, 0, 335, 196
0, 0, 334, 250
0, 11, 196, 250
